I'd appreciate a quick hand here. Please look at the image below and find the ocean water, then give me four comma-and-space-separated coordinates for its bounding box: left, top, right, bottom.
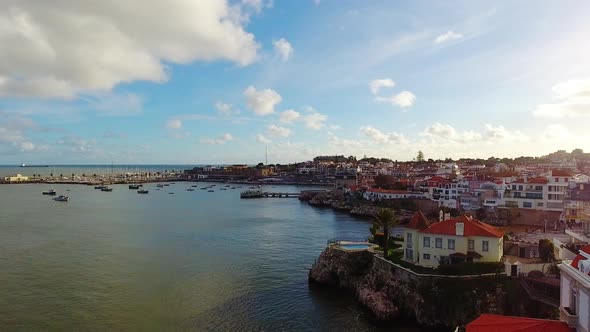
0, 165, 196, 177
0, 182, 422, 331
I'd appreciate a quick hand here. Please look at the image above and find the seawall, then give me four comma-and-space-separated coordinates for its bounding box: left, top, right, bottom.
308, 247, 542, 329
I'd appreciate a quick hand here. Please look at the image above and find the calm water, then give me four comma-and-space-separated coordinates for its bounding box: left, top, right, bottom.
0, 165, 196, 177
0, 182, 421, 331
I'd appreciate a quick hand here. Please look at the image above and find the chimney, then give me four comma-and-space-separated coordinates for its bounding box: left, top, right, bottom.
456, 222, 464, 236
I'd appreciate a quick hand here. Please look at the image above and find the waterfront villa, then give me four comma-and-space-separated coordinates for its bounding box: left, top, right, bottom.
402, 213, 504, 268
559, 244, 590, 331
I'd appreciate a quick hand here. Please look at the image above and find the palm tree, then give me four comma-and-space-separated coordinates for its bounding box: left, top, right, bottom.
373, 208, 398, 259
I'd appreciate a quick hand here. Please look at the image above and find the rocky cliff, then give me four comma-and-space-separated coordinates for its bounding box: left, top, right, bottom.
309, 247, 510, 329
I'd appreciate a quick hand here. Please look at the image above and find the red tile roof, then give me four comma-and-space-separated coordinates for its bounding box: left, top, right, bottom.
528, 177, 549, 184
420, 215, 504, 238
466, 314, 574, 332
552, 169, 573, 177
571, 245, 590, 275
405, 211, 430, 230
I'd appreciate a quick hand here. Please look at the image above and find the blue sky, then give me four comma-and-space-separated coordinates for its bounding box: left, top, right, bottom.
1, 0, 590, 164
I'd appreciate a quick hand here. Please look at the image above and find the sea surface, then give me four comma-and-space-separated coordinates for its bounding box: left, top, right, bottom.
0, 165, 197, 177
0, 182, 421, 331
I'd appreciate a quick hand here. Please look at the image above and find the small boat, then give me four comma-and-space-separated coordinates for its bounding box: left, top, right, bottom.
231, 187, 236, 189
163, 184, 170, 187
168, 192, 174, 194
208, 190, 214, 192
200, 187, 207, 190
138, 189, 149, 194
94, 185, 106, 190
101, 187, 113, 192
157, 184, 164, 188
42, 188, 56, 195
129, 184, 140, 189
191, 185, 198, 187
187, 188, 195, 191
53, 195, 69, 201
220, 188, 227, 191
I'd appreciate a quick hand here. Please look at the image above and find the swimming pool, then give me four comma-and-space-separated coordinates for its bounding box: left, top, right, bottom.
339, 243, 373, 250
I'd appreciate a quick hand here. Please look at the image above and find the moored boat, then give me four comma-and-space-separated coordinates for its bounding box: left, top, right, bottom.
101, 187, 113, 192
186, 188, 195, 191
42, 188, 57, 195
138, 189, 149, 194
129, 184, 140, 189
53, 195, 69, 202
94, 185, 106, 190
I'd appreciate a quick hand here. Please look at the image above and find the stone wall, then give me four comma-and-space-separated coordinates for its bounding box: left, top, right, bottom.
309, 247, 513, 329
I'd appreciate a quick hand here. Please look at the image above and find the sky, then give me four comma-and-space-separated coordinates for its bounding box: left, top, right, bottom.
1, 0, 590, 165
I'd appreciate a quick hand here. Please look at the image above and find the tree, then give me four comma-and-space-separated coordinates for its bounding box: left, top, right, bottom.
539, 239, 556, 262
416, 150, 425, 163
372, 208, 399, 259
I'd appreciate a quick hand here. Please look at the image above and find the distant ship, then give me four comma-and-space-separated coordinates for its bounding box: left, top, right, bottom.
21, 163, 49, 167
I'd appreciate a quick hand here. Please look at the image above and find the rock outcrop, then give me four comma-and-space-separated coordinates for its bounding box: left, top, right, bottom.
309, 247, 511, 329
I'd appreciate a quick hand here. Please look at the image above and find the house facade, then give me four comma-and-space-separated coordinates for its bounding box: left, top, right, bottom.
559, 245, 590, 331
402, 214, 504, 268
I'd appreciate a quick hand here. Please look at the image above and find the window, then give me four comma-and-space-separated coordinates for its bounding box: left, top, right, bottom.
423, 237, 430, 248
423, 253, 430, 260
535, 186, 543, 191
468, 239, 474, 250
405, 249, 413, 260
555, 178, 559, 182
448, 239, 455, 250
537, 202, 543, 207
518, 185, 523, 190
512, 185, 516, 190
406, 233, 412, 243
435, 238, 442, 248
523, 202, 532, 208
482, 240, 489, 252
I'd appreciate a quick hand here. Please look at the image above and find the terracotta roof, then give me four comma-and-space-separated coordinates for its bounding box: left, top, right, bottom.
528, 177, 549, 184
466, 314, 574, 332
405, 211, 430, 230
552, 169, 573, 177
420, 215, 504, 238
571, 245, 590, 275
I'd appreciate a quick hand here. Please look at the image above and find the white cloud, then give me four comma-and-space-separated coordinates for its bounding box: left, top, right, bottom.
302, 112, 328, 130
434, 31, 463, 44
360, 126, 406, 144
376, 90, 416, 108
256, 134, 271, 144
0, 1, 260, 99
166, 119, 183, 129
214, 101, 239, 116
544, 124, 572, 140
273, 38, 294, 62
279, 109, 301, 123
242, 0, 273, 13
267, 124, 292, 137
244, 86, 282, 115
369, 78, 395, 95
533, 79, 590, 118
422, 122, 528, 143
200, 133, 234, 144
313, 0, 321, 5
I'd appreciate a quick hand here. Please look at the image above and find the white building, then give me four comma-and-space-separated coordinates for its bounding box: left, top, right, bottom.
403, 213, 504, 268
3, 174, 29, 182
501, 170, 572, 212
559, 245, 590, 331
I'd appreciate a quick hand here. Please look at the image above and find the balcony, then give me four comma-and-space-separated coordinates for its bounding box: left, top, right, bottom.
560, 306, 578, 328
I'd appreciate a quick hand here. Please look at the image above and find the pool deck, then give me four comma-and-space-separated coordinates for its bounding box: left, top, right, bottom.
331, 241, 377, 253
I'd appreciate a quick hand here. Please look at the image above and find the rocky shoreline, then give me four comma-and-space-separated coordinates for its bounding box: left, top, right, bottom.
308, 247, 553, 330
300, 190, 379, 218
